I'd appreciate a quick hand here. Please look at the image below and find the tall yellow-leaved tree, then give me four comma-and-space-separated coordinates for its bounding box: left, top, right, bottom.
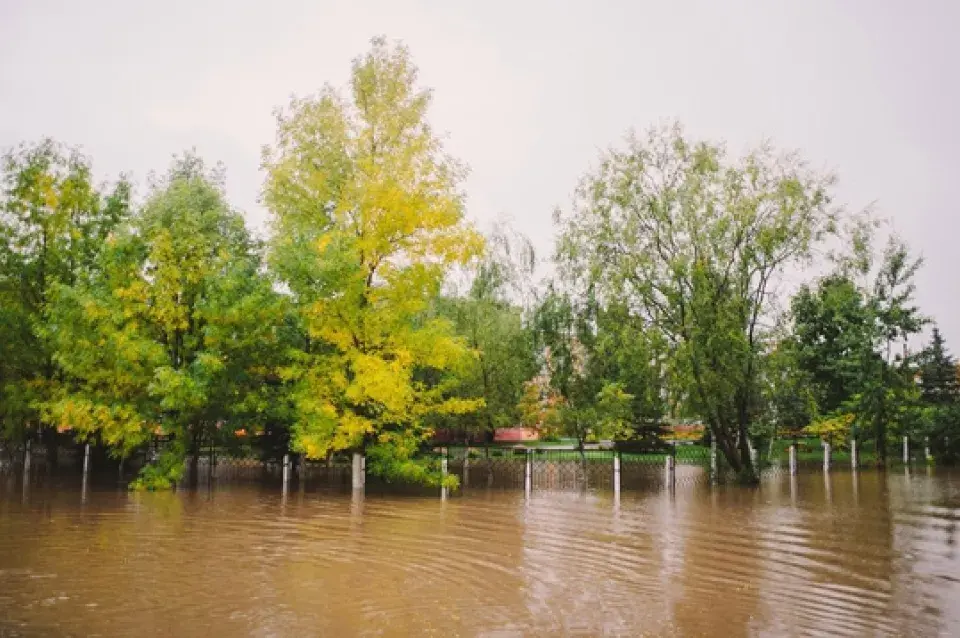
263, 37, 483, 486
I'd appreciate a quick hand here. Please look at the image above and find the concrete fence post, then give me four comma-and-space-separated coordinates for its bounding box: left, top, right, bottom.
23, 440, 31, 479
924, 437, 932, 463
902, 436, 909, 464
789, 444, 797, 476
352, 451, 365, 491
613, 451, 621, 497
666, 452, 676, 489
83, 443, 91, 477
710, 440, 718, 483
851, 438, 858, 470
282, 454, 290, 490
441, 447, 449, 500
823, 441, 831, 473
524, 449, 532, 496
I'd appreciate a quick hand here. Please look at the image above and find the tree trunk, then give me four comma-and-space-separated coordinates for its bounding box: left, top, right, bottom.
42, 426, 59, 471
577, 427, 587, 488
736, 427, 757, 484
189, 429, 201, 488
485, 443, 493, 487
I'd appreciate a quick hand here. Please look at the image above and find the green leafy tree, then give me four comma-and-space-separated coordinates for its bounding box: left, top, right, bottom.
754, 338, 817, 453
591, 302, 669, 441
530, 287, 638, 460
850, 237, 926, 464
556, 123, 837, 482
0, 139, 130, 461
263, 37, 483, 488
436, 223, 538, 444
789, 274, 874, 416
44, 154, 285, 488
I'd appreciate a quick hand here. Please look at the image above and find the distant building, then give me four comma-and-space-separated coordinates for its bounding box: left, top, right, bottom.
493, 427, 539, 443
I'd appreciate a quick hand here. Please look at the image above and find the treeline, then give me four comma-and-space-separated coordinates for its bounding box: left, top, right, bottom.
1, 38, 957, 488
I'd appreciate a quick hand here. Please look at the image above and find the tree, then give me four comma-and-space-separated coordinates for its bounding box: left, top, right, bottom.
918, 326, 960, 462
789, 274, 874, 416
263, 37, 483, 488
591, 302, 669, 441
44, 153, 284, 488
919, 327, 958, 405
529, 286, 637, 463
556, 123, 837, 482
851, 237, 926, 464
0, 139, 130, 462
754, 338, 817, 453
436, 223, 538, 444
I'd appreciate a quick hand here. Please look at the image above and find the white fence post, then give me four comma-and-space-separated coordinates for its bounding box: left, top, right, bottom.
282, 454, 290, 490
22, 440, 31, 479
441, 447, 448, 500
710, 440, 718, 483
352, 452, 365, 491
613, 451, 621, 498
851, 438, 858, 470
789, 444, 797, 476
524, 449, 532, 496
924, 437, 932, 463
902, 436, 909, 464
823, 441, 831, 473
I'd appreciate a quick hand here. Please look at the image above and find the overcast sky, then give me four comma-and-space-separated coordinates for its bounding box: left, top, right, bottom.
2, 0, 958, 343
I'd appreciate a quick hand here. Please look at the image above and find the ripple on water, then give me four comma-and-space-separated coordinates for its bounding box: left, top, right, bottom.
0, 471, 958, 636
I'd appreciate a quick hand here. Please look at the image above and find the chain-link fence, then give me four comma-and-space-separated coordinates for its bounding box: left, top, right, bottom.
765, 435, 933, 472
5, 435, 940, 493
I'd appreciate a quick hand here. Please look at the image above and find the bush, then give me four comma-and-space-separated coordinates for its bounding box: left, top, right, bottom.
129, 443, 186, 491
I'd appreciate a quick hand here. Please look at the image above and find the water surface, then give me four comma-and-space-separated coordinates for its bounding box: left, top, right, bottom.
1, 469, 958, 636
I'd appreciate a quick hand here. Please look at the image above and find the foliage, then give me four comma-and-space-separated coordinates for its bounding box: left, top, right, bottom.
263, 36, 483, 485
129, 442, 187, 491
788, 274, 874, 416
556, 123, 838, 481
756, 339, 817, 441
517, 375, 564, 438
846, 237, 926, 462
0, 139, 130, 453
803, 413, 854, 448
527, 286, 642, 448
43, 153, 286, 484
918, 327, 960, 462
2, 37, 954, 485
590, 302, 669, 438
919, 327, 959, 405
435, 223, 538, 441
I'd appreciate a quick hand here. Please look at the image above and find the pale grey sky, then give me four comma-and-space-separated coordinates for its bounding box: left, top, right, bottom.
2, 0, 958, 343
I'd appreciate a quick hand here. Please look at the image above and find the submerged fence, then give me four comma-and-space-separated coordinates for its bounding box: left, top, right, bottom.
4, 435, 939, 495
171, 434, 939, 495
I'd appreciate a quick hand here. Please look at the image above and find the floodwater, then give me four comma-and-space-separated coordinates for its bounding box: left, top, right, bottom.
1, 470, 958, 637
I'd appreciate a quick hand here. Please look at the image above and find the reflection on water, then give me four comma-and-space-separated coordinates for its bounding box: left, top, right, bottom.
0, 470, 958, 636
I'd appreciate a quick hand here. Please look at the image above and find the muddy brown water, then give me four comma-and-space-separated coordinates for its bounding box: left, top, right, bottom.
0, 469, 958, 637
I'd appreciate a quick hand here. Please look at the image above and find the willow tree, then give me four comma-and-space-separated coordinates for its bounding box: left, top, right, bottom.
263, 37, 483, 487
436, 223, 538, 445
556, 124, 837, 482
